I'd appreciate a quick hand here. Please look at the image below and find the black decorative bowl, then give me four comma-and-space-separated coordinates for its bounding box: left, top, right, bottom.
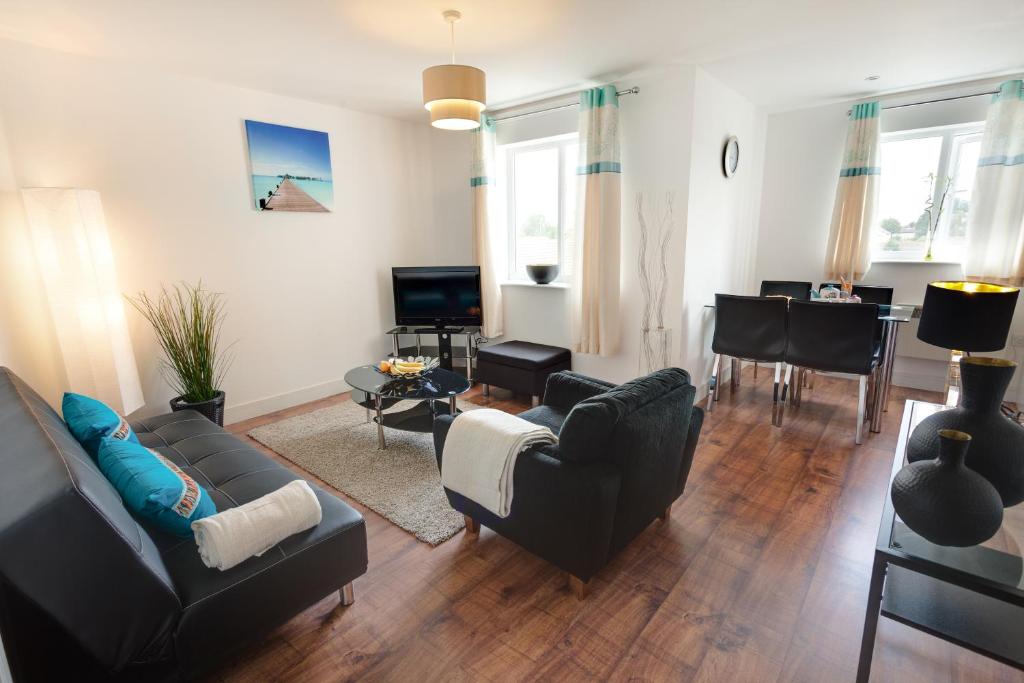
526, 264, 559, 285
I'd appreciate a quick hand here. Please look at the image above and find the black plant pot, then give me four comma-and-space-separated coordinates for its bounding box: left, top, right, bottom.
170, 391, 226, 427
526, 264, 559, 285
907, 357, 1024, 506
892, 429, 1003, 547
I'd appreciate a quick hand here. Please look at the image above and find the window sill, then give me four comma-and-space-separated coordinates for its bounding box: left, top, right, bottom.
501, 281, 570, 289
871, 260, 963, 266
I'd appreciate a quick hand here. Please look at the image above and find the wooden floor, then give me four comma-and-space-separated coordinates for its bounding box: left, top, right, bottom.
207, 369, 1024, 682
263, 178, 328, 212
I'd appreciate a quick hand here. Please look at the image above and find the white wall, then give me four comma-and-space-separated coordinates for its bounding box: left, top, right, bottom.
754, 76, 1024, 399
680, 69, 766, 393
0, 39, 441, 422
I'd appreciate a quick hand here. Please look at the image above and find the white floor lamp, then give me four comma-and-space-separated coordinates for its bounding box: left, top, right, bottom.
20, 188, 144, 415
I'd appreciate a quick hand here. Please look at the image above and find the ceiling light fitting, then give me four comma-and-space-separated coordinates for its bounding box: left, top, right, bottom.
422, 9, 487, 131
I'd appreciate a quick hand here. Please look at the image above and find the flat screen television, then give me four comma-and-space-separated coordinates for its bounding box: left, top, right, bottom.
392, 266, 482, 327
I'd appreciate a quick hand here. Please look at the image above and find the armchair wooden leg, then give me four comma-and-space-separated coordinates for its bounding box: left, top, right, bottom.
464, 514, 480, 536
659, 503, 672, 521
568, 574, 590, 600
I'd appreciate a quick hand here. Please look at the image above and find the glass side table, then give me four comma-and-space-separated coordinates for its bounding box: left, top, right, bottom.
857, 399, 1024, 681
344, 365, 472, 450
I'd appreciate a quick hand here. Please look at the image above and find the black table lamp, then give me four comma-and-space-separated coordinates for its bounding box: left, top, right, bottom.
917, 281, 1020, 353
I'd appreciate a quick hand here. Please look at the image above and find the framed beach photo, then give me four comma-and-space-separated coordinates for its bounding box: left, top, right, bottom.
244, 120, 333, 212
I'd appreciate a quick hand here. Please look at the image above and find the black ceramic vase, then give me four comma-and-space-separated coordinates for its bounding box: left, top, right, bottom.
526, 264, 559, 285
892, 429, 1003, 547
907, 357, 1024, 506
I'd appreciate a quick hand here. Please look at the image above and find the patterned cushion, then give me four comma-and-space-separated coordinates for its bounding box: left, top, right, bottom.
98, 436, 216, 537
62, 392, 139, 458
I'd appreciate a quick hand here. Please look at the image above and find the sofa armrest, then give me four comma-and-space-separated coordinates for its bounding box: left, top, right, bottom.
676, 405, 704, 498
433, 414, 456, 466
543, 371, 617, 411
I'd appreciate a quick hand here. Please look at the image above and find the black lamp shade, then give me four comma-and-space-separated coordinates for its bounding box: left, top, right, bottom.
917, 281, 1020, 352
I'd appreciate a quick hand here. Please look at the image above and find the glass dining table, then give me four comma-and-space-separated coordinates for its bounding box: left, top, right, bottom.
704, 302, 915, 433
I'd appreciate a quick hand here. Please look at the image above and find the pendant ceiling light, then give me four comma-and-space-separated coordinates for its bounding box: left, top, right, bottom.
422, 10, 486, 130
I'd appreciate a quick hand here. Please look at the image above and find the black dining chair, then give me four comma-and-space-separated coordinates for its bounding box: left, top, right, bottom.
818, 283, 894, 363
709, 294, 789, 425
752, 281, 812, 380
760, 280, 813, 300
783, 300, 880, 444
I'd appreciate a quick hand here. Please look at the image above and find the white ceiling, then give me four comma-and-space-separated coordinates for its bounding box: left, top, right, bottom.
1, 0, 1022, 117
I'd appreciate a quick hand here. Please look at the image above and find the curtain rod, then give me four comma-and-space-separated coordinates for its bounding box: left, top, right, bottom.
493, 86, 639, 123
847, 90, 998, 115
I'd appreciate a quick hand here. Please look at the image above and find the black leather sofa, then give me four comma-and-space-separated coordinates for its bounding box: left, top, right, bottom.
434, 368, 703, 596
0, 367, 367, 680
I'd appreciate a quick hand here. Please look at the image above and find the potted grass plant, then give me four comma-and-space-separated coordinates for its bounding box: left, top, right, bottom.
128, 282, 233, 426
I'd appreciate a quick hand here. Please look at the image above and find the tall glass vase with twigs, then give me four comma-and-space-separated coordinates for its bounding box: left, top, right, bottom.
637, 192, 675, 374
128, 282, 234, 425
923, 173, 953, 262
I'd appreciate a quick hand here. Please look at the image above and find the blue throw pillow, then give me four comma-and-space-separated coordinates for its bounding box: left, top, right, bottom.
62, 392, 140, 458
98, 437, 217, 537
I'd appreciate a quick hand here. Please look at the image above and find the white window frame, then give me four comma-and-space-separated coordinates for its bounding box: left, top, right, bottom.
501, 133, 578, 282
874, 122, 984, 263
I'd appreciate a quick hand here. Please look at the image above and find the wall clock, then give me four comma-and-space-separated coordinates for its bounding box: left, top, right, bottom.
723, 136, 739, 178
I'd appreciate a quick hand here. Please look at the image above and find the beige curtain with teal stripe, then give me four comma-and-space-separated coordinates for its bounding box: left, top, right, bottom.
825, 101, 880, 281
572, 85, 621, 355
471, 115, 503, 338
965, 80, 1024, 284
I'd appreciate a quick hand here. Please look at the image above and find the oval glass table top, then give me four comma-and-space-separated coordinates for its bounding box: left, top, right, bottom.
344, 365, 472, 400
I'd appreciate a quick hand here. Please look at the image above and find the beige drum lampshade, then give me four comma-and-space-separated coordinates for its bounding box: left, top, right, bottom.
422, 64, 486, 130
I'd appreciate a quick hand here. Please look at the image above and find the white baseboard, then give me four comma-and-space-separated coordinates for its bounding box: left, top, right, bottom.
891, 370, 945, 393
224, 377, 351, 425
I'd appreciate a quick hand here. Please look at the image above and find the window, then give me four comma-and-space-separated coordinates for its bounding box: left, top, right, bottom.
500, 134, 579, 281
873, 123, 983, 262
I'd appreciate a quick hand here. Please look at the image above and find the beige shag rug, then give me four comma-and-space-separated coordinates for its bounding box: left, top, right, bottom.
248, 398, 476, 545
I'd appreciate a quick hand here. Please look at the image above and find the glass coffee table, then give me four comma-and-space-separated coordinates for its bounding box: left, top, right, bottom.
857, 399, 1024, 681
344, 365, 472, 450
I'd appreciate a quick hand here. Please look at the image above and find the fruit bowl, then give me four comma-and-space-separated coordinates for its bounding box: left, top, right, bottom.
376, 356, 440, 378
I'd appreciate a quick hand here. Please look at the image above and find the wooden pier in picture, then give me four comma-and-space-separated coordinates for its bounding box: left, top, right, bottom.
261, 178, 328, 212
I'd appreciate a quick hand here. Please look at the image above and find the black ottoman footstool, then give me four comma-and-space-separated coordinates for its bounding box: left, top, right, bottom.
476, 340, 572, 406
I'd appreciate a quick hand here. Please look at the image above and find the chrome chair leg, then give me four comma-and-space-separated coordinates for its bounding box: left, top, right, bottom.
808, 370, 815, 390
707, 353, 722, 411
771, 362, 783, 426
866, 367, 876, 417
777, 363, 793, 427
792, 368, 803, 407
730, 358, 741, 390
753, 362, 758, 380
856, 374, 867, 445
340, 581, 355, 606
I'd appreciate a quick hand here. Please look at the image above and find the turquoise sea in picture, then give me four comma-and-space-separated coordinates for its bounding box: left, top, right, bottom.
244, 120, 333, 212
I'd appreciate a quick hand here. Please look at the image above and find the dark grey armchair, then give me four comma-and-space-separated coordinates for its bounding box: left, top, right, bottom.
434, 368, 703, 598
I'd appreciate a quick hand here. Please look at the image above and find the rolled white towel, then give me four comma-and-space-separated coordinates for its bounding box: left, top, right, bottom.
191, 479, 322, 571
